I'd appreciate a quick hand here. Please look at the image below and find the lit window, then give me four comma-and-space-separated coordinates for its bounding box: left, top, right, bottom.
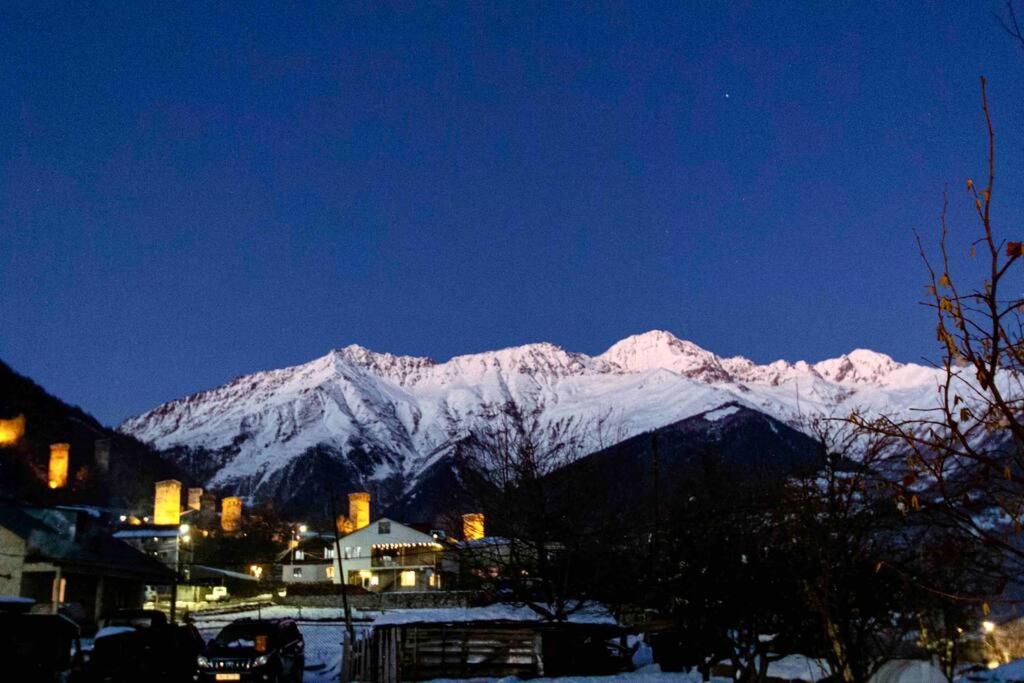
400, 570, 416, 587
378, 521, 391, 534
369, 574, 379, 586
293, 567, 302, 577
344, 546, 351, 559
326, 566, 335, 579
294, 549, 304, 561
325, 547, 335, 559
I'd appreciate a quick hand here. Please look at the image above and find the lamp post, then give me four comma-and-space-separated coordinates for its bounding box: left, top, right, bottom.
170, 524, 191, 622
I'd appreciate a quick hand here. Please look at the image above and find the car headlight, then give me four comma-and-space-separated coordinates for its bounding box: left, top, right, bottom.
196, 655, 211, 668
253, 654, 270, 667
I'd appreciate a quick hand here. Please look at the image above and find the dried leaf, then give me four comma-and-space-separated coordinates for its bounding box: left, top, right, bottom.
960, 407, 971, 422
967, 178, 974, 190
983, 602, 990, 616
939, 274, 951, 287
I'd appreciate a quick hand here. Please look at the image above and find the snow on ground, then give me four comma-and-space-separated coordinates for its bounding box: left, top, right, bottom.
702, 405, 741, 421
766, 654, 830, 682
424, 669, 730, 683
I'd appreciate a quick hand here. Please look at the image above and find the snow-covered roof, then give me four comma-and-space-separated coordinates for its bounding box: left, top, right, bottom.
371, 602, 617, 627
113, 528, 179, 539
0, 595, 34, 604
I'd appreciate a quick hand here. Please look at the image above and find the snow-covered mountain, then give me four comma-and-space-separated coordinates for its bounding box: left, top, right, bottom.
118, 331, 943, 517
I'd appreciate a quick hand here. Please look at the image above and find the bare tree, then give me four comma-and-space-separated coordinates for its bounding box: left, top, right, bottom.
459, 401, 611, 620
847, 78, 1024, 569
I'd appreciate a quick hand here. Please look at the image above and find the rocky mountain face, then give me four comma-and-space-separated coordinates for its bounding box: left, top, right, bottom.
118, 331, 943, 520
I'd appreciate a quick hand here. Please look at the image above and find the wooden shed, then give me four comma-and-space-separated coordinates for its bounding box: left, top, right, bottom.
344, 603, 628, 682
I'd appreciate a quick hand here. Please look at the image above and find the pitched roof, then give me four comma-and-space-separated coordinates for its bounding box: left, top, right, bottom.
0, 502, 174, 583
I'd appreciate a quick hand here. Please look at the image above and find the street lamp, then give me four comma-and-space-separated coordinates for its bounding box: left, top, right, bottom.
170, 522, 193, 623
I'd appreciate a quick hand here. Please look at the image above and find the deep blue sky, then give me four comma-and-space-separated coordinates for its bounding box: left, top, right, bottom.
2, 2, 1023, 425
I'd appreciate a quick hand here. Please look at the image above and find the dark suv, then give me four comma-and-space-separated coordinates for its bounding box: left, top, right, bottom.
196, 618, 304, 683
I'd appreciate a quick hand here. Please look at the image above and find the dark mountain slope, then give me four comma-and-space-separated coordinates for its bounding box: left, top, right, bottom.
542, 403, 823, 530
386, 403, 824, 532
0, 359, 186, 510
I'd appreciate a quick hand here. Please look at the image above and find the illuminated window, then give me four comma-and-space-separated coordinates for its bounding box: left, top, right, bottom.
292, 567, 302, 577
400, 570, 416, 587
325, 547, 335, 559
294, 549, 304, 561
369, 574, 379, 587
325, 566, 335, 579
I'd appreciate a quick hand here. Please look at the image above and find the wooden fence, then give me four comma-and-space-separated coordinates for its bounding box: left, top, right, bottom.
343, 623, 543, 682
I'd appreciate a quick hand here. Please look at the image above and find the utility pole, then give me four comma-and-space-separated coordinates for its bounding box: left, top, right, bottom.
329, 489, 356, 640
170, 534, 180, 623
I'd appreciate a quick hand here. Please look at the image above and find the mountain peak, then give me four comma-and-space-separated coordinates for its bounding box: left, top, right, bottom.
599, 330, 731, 382
331, 345, 436, 385
813, 349, 901, 385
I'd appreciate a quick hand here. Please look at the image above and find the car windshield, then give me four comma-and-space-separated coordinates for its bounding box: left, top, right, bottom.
213, 623, 274, 650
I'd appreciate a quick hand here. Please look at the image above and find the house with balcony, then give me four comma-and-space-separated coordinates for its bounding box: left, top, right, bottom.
279, 532, 338, 584
330, 517, 452, 592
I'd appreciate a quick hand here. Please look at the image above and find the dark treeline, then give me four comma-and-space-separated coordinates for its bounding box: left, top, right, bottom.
451, 404, 1005, 683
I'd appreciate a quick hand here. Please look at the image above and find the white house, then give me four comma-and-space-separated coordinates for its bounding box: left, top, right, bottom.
280, 532, 337, 584
330, 517, 448, 592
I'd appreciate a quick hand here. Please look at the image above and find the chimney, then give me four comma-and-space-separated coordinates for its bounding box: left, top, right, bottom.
94, 439, 111, 473
221, 497, 243, 532
187, 487, 203, 511
154, 480, 181, 525
0, 414, 25, 446
462, 512, 485, 541
348, 492, 370, 530
48, 443, 70, 489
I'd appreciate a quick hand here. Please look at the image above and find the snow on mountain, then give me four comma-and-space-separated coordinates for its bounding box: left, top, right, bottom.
118, 330, 943, 510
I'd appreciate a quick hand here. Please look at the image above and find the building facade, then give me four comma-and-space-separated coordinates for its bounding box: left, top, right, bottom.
330, 517, 449, 592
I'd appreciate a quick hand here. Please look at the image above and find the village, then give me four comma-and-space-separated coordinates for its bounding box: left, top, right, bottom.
0, 433, 639, 682
4, 431, 1024, 683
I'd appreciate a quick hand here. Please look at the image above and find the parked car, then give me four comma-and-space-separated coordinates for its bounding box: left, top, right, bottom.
204, 586, 229, 602
197, 618, 304, 682
84, 609, 205, 682
0, 612, 81, 682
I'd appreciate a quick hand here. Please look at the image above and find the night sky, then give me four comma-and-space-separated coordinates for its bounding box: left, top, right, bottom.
1, 2, 1023, 425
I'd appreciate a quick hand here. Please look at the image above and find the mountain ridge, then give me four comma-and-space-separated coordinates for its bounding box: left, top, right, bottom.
118, 331, 942, 518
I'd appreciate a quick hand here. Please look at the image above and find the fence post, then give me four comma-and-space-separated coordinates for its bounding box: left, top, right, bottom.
341, 629, 351, 682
